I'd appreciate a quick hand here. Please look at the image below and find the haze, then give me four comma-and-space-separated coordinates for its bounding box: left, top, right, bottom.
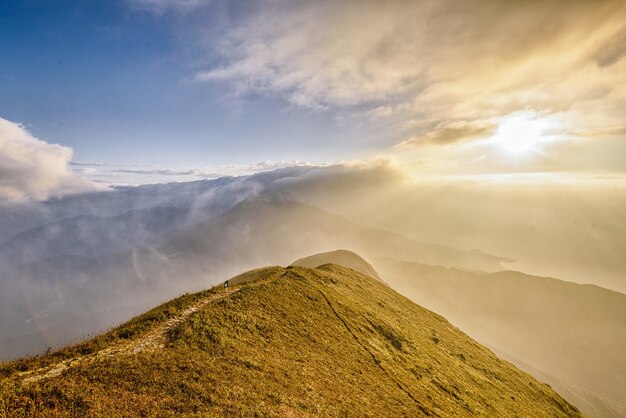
1, 1, 625, 417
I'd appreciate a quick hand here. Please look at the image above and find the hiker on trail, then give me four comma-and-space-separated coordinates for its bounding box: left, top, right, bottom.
224, 280, 229, 289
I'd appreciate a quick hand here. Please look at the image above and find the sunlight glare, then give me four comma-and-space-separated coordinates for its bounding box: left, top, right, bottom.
491, 112, 557, 155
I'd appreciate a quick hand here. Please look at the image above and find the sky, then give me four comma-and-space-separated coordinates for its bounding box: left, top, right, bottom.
1, 0, 626, 198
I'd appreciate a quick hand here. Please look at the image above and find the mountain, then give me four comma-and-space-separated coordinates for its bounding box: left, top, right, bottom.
0, 198, 507, 361
0, 164, 395, 247
163, 198, 508, 273
291, 249, 382, 281
0, 206, 190, 265
0, 265, 580, 417
377, 258, 626, 417
0, 196, 509, 272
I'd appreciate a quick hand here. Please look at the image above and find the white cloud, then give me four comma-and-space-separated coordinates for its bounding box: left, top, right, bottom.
195, 0, 626, 153
115, 160, 317, 178
0, 117, 98, 201
397, 120, 497, 148
127, 0, 207, 14
68, 160, 323, 186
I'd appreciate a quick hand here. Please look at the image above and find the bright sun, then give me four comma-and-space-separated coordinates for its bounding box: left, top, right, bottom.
491, 112, 556, 155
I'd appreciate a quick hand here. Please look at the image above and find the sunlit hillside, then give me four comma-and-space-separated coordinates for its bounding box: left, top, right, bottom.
0, 265, 580, 417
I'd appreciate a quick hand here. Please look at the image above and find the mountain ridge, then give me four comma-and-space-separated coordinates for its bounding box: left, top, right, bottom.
0, 264, 580, 417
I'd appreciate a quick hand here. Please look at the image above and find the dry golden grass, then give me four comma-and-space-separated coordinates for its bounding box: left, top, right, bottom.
0, 265, 581, 417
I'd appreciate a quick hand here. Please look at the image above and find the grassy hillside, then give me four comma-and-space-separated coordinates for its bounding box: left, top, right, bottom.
377, 258, 626, 417
0, 265, 580, 417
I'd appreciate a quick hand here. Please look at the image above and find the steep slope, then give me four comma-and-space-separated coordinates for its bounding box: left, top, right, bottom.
377, 258, 626, 417
291, 249, 382, 280
0, 265, 580, 417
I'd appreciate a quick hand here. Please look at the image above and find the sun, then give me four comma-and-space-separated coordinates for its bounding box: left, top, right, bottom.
490, 112, 556, 155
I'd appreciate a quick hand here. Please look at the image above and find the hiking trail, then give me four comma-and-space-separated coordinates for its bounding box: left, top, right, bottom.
19, 288, 239, 384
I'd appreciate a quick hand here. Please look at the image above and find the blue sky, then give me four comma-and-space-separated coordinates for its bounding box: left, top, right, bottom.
0, 0, 369, 169
1, 0, 625, 195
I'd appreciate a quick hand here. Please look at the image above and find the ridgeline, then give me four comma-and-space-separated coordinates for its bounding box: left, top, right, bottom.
0, 265, 580, 417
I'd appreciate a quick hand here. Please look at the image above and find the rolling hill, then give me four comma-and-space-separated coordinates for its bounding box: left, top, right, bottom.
0, 265, 580, 417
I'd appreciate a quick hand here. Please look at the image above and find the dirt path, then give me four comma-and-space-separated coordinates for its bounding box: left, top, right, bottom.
19, 288, 239, 384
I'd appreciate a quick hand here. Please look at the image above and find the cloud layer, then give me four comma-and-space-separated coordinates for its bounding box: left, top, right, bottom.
0, 118, 97, 200
69, 160, 323, 186
196, 0, 626, 157
127, 0, 206, 14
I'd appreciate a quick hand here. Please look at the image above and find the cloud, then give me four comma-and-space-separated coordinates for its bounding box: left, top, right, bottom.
232, 160, 317, 173
397, 121, 496, 148
126, 0, 207, 14
115, 168, 205, 176
68, 158, 404, 187
195, 1, 425, 108
593, 26, 626, 67
115, 160, 317, 178
566, 125, 626, 138
194, 0, 626, 152
67, 160, 323, 186
0, 117, 98, 200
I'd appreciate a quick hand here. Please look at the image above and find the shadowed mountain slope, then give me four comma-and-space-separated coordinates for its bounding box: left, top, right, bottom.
0, 265, 580, 417
291, 249, 382, 281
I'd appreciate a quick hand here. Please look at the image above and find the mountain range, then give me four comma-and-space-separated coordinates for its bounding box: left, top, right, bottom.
0, 198, 505, 361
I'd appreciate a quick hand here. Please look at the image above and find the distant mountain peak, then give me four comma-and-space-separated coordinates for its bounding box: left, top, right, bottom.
291, 249, 382, 281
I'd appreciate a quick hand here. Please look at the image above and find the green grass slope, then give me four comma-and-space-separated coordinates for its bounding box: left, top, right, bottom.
0, 265, 580, 417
